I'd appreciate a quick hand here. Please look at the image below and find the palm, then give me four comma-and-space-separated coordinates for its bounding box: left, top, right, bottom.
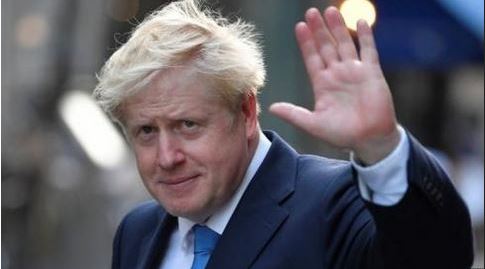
270, 7, 398, 156
310, 59, 394, 148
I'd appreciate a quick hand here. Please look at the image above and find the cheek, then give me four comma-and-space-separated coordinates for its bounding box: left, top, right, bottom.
198, 135, 243, 164
134, 148, 156, 176
206, 135, 248, 180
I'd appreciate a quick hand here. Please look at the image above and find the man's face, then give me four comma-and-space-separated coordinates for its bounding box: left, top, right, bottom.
120, 67, 257, 222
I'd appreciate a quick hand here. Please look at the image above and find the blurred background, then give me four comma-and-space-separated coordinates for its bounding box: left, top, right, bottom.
1, 0, 483, 268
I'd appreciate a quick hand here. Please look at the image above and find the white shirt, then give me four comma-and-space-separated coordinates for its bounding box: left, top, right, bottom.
160, 127, 409, 269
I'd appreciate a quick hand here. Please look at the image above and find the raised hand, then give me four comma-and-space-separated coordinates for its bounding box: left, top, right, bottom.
269, 7, 400, 165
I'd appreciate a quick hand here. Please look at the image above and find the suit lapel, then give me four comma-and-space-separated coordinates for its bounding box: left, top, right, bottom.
137, 211, 177, 269
207, 131, 298, 269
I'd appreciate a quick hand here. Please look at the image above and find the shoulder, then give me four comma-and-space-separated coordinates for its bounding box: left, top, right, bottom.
296, 154, 354, 192
116, 200, 166, 244
279, 153, 359, 214
262, 130, 358, 203
112, 201, 168, 268
297, 154, 351, 179
120, 200, 165, 231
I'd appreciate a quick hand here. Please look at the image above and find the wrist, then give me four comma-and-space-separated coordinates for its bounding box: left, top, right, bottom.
352, 125, 401, 166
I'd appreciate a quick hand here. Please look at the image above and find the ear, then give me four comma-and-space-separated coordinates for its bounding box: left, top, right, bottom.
241, 91, 258, 139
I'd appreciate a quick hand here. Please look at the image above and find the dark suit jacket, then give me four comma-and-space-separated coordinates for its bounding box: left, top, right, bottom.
112, 131, 473, 269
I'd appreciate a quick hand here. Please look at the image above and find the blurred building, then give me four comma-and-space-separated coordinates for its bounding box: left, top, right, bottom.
2, 0, 483, 268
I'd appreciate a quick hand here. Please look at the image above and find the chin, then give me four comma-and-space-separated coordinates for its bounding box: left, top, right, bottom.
162, 200, 211, 221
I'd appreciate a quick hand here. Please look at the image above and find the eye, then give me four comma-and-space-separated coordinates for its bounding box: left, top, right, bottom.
182, 120, 197, 129
132, 125, 157, 144
141, 125, 154, 134
177, 120, 200, 135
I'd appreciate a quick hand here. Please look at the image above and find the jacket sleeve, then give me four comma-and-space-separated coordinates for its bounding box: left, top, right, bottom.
362, 134, 474, 269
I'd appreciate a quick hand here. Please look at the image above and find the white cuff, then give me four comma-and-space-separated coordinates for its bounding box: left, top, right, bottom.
351, 126, 409, 206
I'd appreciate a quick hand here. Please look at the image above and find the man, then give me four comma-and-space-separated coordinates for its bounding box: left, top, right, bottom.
93, 0, 473, 268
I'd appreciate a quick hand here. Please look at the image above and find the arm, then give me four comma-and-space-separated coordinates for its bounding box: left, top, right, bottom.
360, 133, 474, 268
269, 6, 473, 268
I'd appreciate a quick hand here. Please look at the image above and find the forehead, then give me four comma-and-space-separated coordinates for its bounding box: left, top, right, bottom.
143, 67, 215, 99
118, 67, 223, 122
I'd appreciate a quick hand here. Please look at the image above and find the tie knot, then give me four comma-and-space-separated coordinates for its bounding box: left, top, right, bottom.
193, 225, 220, 254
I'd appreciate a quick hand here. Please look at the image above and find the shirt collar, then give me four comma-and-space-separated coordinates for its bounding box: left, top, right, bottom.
177, 131, 271, 245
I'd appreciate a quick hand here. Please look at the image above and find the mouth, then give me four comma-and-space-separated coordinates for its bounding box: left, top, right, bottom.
159, 174, 200, 186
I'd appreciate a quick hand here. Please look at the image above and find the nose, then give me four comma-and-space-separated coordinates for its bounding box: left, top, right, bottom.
157, 134, 185, 170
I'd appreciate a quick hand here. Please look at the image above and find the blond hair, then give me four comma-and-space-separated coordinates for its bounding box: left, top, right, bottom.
93, 0, 266, 120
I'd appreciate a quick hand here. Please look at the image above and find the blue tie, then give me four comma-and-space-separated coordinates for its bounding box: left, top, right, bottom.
190, 225, 220, 269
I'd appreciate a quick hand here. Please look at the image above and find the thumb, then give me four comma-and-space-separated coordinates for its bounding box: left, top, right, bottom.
269, 102, 315, 132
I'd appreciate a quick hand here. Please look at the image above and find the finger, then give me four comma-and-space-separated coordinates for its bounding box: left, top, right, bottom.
323, 7, 358, 61
305, 8, 339, 65
295, 22, 325, 80
269, 102, 315, 133
357, 19, 379, 64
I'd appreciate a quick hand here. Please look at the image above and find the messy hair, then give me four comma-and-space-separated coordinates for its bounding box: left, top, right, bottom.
93, 0, 266, 121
